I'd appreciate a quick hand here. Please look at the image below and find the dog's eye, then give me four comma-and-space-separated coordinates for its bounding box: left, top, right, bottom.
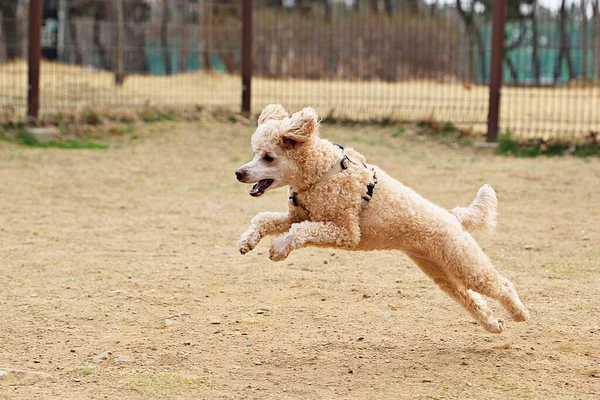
264, 155, 274, 162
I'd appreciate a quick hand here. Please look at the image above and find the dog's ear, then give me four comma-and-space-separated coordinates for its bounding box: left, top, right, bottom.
257, 104, 289, 125
281, 107, 319, 148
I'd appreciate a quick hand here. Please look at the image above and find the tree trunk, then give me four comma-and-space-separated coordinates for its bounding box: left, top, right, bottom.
555, 0, 575, 81
202, 0, 211, 72
594, 0, 600, 80
505, 56, 518, 83
323, 0, 332, 22
93, 7, 110, 69
180, 0, 189, 73
473, 25, 487, 83
115, 0, 125, 84
1, 0, 20, 60
369, 0, 378, 14
581, 0, 588, 79
161, 0, 171, 75
531, 5, 541, 84
68, 18, 83, 64
125, 1, 151, 74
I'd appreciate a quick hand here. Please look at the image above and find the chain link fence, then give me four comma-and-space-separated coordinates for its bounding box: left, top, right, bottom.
0, 0, 599, 141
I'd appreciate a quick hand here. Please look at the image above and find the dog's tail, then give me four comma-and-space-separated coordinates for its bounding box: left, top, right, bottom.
450, 184, 498, 233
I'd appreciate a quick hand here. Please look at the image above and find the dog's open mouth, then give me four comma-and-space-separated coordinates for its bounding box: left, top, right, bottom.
249, 179, 274, 197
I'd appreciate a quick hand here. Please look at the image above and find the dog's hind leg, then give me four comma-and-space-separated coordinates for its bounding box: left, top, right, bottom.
470, 273, 530, 322
408, 255, 505, 333
441, 241, 530, 323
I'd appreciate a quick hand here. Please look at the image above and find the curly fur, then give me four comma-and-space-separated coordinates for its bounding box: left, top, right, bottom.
237, 105, 530, 333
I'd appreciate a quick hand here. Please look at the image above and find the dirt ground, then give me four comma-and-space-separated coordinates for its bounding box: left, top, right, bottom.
0, 121, 599, 399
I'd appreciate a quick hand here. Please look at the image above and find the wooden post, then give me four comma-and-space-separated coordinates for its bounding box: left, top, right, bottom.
486, 0, 507, 143
242, 0, 253, 115
28, 0, 43, 122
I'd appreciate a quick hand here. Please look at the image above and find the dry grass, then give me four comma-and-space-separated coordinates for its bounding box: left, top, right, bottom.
1, 60, 599, 141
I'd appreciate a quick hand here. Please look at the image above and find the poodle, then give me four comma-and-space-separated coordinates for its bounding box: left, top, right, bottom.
235, 104, 530, 333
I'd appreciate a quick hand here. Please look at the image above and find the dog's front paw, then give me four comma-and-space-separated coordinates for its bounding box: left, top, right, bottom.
238, 229, 261, 255
269, 235, 294, 261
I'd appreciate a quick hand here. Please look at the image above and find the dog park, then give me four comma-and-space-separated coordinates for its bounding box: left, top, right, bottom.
1, 0, 600, 399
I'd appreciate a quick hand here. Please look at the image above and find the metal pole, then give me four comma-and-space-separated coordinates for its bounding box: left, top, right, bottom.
486, 0, 507, 143
241, 0, 253, 115
28, 0, 43, 122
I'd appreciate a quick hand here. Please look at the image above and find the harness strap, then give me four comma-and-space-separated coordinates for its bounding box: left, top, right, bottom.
289, 144, 377, 215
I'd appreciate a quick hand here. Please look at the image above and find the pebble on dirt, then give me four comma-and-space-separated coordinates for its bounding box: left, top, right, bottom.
92, 351, 111, 363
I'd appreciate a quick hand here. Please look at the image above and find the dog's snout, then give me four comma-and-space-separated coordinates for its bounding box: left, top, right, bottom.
235, 169, 247, 182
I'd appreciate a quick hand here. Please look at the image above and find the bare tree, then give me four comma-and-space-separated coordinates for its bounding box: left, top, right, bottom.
456, 0, 486, 82
531, 2, 541, 84
161, 0, 171, 75
554, 0, 575, 82
594, 0, 600, 80
582, 0, 588, 79
180, 0, 189, 73
115, 0, 125, 84
1, 0, 20, 60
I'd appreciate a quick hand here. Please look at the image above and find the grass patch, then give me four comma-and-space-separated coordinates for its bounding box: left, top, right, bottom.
496, 131, 600, 158
15, 130, 108, 149
69, 365, 97, 377
127, 373, 202, 397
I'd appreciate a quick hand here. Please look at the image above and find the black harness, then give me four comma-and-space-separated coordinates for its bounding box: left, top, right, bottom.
289, 143, 377, 211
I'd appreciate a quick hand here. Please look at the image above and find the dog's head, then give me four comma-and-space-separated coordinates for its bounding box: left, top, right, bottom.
235, 104, 320, 197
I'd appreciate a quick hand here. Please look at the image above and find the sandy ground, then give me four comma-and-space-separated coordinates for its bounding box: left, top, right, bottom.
1, 60, 599, 140
0, 121, 599, 399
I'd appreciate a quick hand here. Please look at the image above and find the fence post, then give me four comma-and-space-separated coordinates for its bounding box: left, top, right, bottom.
241, 0, 253, 116
486, 0, 507, 143
27, 0, 43, 122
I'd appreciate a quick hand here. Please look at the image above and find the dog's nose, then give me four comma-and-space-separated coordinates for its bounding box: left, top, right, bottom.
235, 169, 246, 181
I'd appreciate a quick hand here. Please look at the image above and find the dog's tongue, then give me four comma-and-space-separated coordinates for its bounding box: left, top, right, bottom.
249, 179, 274, 197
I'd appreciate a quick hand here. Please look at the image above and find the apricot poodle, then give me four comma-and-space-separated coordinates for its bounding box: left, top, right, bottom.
236, 104, 530, 333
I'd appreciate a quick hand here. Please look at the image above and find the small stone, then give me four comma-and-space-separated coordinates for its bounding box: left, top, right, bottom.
582, 237, 590, 241
384, 359, 390, 363
210, 320, 221, 325
114, 355, 132, 362
73, 378, 81, 382
0, 368, 55, 385
108, 290, 124, 297
183, 342, 191, 346
590, 325, 599, 334
25, 127, 60, 143
362, 293, 371, 299
348, 369, 353, 374
357, 337, 364, 341
256, 310, 264, 315
323, 260, 328, 265
254, 361, 262, 365
92, 351, 111, 363
524, 245, 534, 250
466, 381, 473, 387
461, 361, 468, 366
421, 379, 432, 383
162, 319, 177, 327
